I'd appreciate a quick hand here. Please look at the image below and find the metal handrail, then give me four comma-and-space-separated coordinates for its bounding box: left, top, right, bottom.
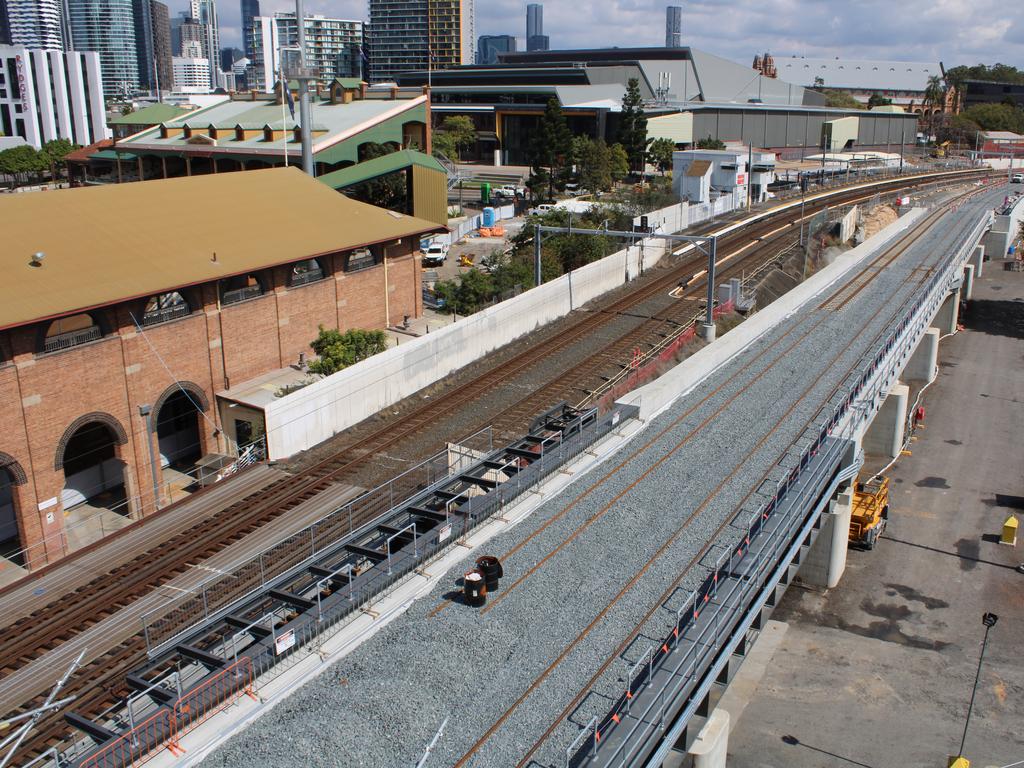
141, 302, 190, 326
42, 325, 102, 353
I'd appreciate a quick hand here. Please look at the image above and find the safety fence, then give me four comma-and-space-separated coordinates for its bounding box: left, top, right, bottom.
141, 428, 494, 655
76, 659, 254, 768
215, 404, 638, 692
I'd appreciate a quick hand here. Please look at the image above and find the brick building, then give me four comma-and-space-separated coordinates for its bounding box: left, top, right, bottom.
0, 167, 442, 568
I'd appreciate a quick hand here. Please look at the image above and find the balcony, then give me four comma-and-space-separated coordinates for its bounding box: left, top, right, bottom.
142, 302, 191, 326
221, 284, 263, 306
43, 324, 102, 353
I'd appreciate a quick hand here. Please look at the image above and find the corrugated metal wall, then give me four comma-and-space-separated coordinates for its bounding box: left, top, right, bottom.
689, 108, 916, 150
411, 164, 449, 226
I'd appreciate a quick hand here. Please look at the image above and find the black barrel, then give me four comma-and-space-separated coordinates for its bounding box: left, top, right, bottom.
463, 568, 487, 607
476, 555, 503, 592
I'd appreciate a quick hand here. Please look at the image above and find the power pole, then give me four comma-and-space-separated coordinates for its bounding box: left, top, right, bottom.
295, 0, 314, 177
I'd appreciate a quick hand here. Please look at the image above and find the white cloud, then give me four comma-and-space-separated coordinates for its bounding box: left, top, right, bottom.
203, 0, 1023, 71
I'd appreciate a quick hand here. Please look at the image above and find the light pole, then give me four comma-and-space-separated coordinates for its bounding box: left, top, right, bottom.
953, 612, 999, 766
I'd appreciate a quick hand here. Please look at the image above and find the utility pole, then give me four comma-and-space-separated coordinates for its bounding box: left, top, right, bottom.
899, 130, 905, 175
954, 613, 998, 765
295, 0, 314, 176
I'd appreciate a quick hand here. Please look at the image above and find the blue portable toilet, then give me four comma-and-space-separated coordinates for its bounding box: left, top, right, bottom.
482, 207, 496, 227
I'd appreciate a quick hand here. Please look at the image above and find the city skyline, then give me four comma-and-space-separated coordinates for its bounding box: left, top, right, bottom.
200, 0, 1022, 72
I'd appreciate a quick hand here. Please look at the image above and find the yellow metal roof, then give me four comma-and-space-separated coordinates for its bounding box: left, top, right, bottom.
0, 167, 444, 330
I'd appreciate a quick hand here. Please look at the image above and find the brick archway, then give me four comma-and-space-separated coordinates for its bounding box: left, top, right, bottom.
54, 412, 128, 471
0, 453, 27, 485
150, 382, 210, 431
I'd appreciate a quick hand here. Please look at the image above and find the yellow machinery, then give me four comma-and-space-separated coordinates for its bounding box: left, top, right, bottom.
849, 476, 890, 549
930, 140, 950, 158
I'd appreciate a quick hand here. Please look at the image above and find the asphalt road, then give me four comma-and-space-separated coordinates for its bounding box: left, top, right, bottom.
728, 259, 1024, 768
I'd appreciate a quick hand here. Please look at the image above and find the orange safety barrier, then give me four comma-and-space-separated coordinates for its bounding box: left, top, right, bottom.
174, 658, 256, 742
78, 710, 175, 768
77, 658, 257, 768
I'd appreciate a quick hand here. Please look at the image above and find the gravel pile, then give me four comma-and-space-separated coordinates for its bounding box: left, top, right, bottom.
203, 192, 1002, 768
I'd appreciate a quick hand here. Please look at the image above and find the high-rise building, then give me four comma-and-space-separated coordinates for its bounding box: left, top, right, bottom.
172, 53, 210, 92
0, 0, 10, 46
5, 0, 64, 50
0, 44, 109, 146
189, 0, 219, 87
248, 12, 363, 92
133, 0, 171, 92
476, 34, 514, 65
150, 0, 172, 90
170, 12, 203, 56
240, 0, 258, 58
525, 3, 547, 51
367, 0, 474, 83
665, 5, 681, 48
220, 45, 242, 71
66, 0, 140, 98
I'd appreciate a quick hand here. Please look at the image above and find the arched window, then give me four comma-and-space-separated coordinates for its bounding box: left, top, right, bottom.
289, 258, 325, 287
43, 313, 101, 353
220, 274, 263, 306
142, 291, 190, 326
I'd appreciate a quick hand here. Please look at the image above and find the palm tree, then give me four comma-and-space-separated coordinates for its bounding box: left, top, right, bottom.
924, 75, 946, 142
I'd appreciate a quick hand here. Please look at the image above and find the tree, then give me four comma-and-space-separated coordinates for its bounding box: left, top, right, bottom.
434, 268, 495, 315
923, 74, 947, 138
963, 103, 1024, 133
821, 89, 863, 109
40, 138, 78, 182
647, 137, 675, 174
934, 113, 982, 146
572, 135, 613, 191
308, 327, 389, 376
0, 144, 45, 185
608, 143, 629, 182
618, 77, 649, 174
867, 93, 893, 108
528, 98, 573, 201
345, 141, 406, 210
695, 135, 726, 150
432, 115, 476, 160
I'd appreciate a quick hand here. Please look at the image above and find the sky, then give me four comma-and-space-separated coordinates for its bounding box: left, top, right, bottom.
207, 0, 1024, 71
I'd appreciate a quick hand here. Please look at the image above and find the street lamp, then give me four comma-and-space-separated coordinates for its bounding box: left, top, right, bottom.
952, 612, 999, 767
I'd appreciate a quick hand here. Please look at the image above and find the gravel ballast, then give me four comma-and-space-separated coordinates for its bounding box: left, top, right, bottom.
201, 190, 1002, 768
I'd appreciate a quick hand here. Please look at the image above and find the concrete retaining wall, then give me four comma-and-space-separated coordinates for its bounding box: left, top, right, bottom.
620, 209, 928, 421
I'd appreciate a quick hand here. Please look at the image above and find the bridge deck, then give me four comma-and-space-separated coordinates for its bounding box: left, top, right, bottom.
200, 188, 1004, 768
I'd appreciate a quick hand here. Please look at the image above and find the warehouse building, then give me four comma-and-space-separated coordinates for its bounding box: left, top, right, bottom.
0, 167, 443, 568
396, 47, 916, 165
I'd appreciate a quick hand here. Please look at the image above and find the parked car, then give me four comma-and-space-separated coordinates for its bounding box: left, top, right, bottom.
1012, 173, 1023, 184
422, 243, 448, 266
493, 185, 525, 198
528, 203, 556, 216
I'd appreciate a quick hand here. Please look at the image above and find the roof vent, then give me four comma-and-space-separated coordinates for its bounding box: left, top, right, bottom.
30, 251, 44, 268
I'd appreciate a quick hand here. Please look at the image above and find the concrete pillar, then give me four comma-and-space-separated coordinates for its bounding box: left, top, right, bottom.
864, 383, 909, 458
935, 289, 960, 336
962, 263, 975, 301
972, 245, 984, 278
904, 327, 939, 383
689, 709, 730, 768
800, 489, 854, 589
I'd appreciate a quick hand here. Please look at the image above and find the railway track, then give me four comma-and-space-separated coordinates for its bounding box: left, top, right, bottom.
444, 197, 972, 768
0, 168, 989, 765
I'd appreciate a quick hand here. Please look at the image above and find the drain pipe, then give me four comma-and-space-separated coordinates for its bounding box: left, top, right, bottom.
138, 404, 162, 511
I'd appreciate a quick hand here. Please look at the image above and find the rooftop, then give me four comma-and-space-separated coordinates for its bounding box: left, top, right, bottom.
774, 57, 942, 92
116, 93, 427, 156
0, 167, 444, 331
107, 103, 190, 126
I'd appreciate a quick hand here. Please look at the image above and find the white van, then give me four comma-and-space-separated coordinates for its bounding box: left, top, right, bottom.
1012, 173, 1023, 184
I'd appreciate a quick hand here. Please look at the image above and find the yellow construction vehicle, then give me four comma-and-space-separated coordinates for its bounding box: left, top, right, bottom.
930, 140, 951, 159
849, 476, 890, 549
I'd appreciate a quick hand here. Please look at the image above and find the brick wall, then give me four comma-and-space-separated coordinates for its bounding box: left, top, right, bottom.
0, 241, 425, 566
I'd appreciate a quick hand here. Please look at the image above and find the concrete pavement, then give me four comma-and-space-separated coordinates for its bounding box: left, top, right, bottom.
727, 260, 1024, 768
